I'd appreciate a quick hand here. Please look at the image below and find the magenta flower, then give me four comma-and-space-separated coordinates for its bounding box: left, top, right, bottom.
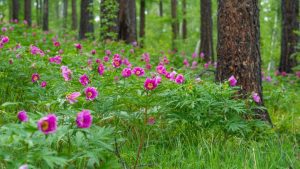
98, 64, 105, 76
91, 49, 96, 55
1, 36, 9, 44
204, 63, 209, 69
112, 58, 122, 68
252, 92, 261, 103
30, 45, 44, 56
31, 73, 40, 83
296, 71, 300, 78
133, 67, 145, 77
192, 52, 197, 59
49, 55, 62, 64
266, 76, 272, 82
191, 61, 198, 69
85, 87, 98, 101
53, 41, 60, 47
41, 81, 47, 88
281, 71, 287, 76
169, 71, 177, 81
144, 78, 158, 90
79, 74, 90, 86
1, 27, 7, 32
37, 114, 57, 134
76, 110, 93, 128
122, 68, 132, 78
183, 59, 190, 67
74, 43, 82, 50
66, 92, 81, 104
105, 50, 111, 56
17, 110, 28, 122
19, 164, 28, 169
61, 66, 72, 81
148, 116, 155, 125
103, 56, 109, 62
175, 74, 185, 84
228, 75, 237, 87
200, 52, 205, 59
156, 65, 166, 75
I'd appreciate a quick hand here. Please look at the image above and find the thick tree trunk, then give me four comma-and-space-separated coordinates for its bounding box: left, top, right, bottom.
118, 0, 137, 43
79, 0, 94, 39
200, 0, 213, 62
216, 0, 272, 124
100, 0, 118, 41
139, 0, 146, 47
182, 0, 187, 39
12, 0, 19, 21
279, 0, 299, 73
171, 0, 179, 50
63, 0, 68, 29
72, 0, 78, 30
43, 0, 49, 31
159, 0, 163, 17
24, 0, 32, 26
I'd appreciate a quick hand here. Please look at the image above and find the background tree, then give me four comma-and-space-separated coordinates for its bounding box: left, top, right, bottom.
216, 0, 272, 124
200, 0, 213, 62
100, 0, 118, 41
63, 0, 68, 29
159, 0, 163, 17
43, 0, 49, 31
182, 0, 187, 39
79, 0, 94, 39
24, 0, 32, 26
171, 0, 178, 50
279, 0, 299, 73
118, 0, 137, 43
139, 0, 146, 47
72, 0, 78, 30
12, 0, 19, 21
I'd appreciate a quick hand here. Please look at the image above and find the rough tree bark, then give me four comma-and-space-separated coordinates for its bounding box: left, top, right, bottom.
139, 0, 146, 47
159, 0, 163, 17
79, 0, 94, 39
12, 0, 19, 21
171, 0, 179, 50
182, 0, 187, 39
216, 0, 272, 124
200, 0, 214, 62
118, 0, 137, 43
63, 0, 68, 29
279, 0, 299, 73
72, 0, 78, 30
43, 0, 49, 31
100, 0, 118, 41
24, 0, 32, 26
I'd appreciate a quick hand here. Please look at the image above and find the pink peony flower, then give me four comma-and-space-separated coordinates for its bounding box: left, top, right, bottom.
252, 92, 261, 103
105, 50, 111, 56
61, 66, 72, 81
191, 61, 198, 69
17, 110, 28, 122
103, 56, 109, 62
200, 52, 205, 59
30, 45, 44, 56
74, 43, 82, 50
37, 114, 57, 134
1, 27, 7, 32
132, 67, 145, 77
85, 87, 98, 101
281, 71, 287, 76
144, 78, 158, 90
175, 74, 185, 84
148, 116, 155, 125
169, 71, 177, 81
66, 92, 81, 104
19, 164, 28, 169
49, 55, 62, 64
31, 73, 40, 83
296, 71, 300, 78
76, 110, 93, 128
112, 58, 122, 68
183, 59, 190, 67
266, 76, 272, 82
156, 65, 166, 75
91, 49, 96, 55
130, 49, 134, 54
122, 68, 132, 78
1, 36, 9, 44
53, 41, 60, 47
79, 74, 90, 86
192, 52, 197, 59
41, 81, 47, 88
98, 64, 105, 76
228, 75, 237, 87
204, 63, 209, 69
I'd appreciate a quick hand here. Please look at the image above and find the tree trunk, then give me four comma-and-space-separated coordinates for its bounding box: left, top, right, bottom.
36, 0, 41, 26
200, 0, 213, 62
43, 0, 49, 31
182, 0, 187, 39
63, 0, 68, 29
100, 0, 118, 41
72, 0, 78, 30
79, 0, 94, 39
159, 0, 163, 17
12, 0, 19, 21
171, 0, 179, 50
24, 0, 32, 26
279, 0, 299, 73
216, 0, 272, 124
118, 0, 137, 43
139, 0, 146, 47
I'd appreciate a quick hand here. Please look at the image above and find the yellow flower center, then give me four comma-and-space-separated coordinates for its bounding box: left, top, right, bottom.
87, 92, 93, 97
41, 121, 49, 131
136, 71, 140, 75
147, 83, 153, 89
33, 76, 38, 81
115, 61, 120, 66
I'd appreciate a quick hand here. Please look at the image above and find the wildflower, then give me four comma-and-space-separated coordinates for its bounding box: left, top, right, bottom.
49, 55, 62, 64
133, 67, 145, 76
266, 76, 272, 82
61, 66, 72, 81
204, 63, 209, 69
192, 52, 197, 59
130, 49, 134, 54
91, 49, 96, 55
228, 75, 237, 87
122, 68, 132, 78
191, 61, 198, 69
103, 56, 109, 62
30, 45, 44, 56
281, 71, 287, 76
17, 110, 28, 122
200, 52, 205, 59
169, 71, 177, 81
41, 81, 47, 88
66, 92, 81, 104
144, 78, 158, 90
1, 27, 7, 32
79, 74, 89, 86
156, 65, 166, 75
146, 64, 152, 70
85, 87, 98, 101
175, 74, 185, 84
183, 59, 190, 67
19, 164, 28, 169
31, 73, 40, 83
148, 116, 155, 125
1, 36, 9, 44
98, 63, 105, 76
53, 41, 60, 47
37, 114, 57, 134
105, 50, 111, 56
296, 71, 300, 78
74, 43, 82, 50
252, 92, 261, 103
76, 110, 93, 128
112, 58, 122, 68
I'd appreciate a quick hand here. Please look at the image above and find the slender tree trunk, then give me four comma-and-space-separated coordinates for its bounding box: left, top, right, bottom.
100, 0, 118, 41
72, 0, 78, 30
139, 0, 146, 47
43, 0, 48, 31
279, 0, 299, 73
200, 0, 213, 62
55, 0, 59, 19
216, 0, 272, 124
171, 0, 179, 50
118, 0, 137, 43
159, 0, 163, 17
36, 0, 40, 26
79, 0, 94, 39
24, 0, 32, 26
182, 0, 187, 39
63, 0, 68, 29
12, 0, 19, 21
